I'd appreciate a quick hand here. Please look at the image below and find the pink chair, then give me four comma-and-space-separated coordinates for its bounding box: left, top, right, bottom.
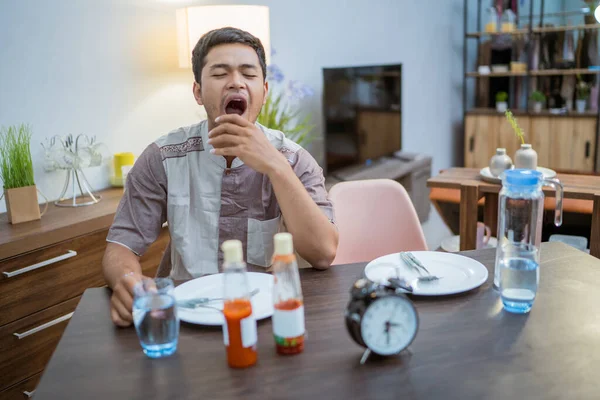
329, 179, 428, 265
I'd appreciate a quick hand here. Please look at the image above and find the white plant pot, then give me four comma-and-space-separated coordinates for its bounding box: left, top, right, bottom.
566, 99, 573, 111
533, 102, 542, 112
496, 102, 508, 112
514, 144, 538, 170
576, 99, 587, 113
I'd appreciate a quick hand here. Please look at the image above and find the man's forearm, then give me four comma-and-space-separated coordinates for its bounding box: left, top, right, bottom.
268, 162, 338, 269
102, 243, 143, 289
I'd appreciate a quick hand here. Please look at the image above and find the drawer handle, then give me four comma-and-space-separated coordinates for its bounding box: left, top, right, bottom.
23, 390, 35, 398
3, 250, 77, 278
13, 312, 74, 339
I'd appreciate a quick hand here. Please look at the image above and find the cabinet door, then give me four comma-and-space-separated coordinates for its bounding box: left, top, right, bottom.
571, 118, 596, 172
530, 116, 554, 169
464, 115, 497, 168
497, 115, 530, 161
531, 117, 596, 173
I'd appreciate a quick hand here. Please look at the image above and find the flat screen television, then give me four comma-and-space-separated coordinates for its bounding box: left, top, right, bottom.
322, 64, 402, 175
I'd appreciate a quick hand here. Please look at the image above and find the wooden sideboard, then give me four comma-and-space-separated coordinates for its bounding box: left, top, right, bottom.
464, 110, 598, 174
0, 188, 170, 399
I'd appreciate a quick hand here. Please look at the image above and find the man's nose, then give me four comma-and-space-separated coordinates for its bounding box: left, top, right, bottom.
228, 72, 245, 90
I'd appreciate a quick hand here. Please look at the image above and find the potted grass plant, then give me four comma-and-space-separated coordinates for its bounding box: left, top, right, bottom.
496, 91, 508, 112
530, 91, 545, 112
576, 80, 589, 113
0, 124, 44, 224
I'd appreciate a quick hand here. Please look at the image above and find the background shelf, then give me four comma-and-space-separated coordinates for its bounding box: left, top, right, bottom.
466, 69, 600, 78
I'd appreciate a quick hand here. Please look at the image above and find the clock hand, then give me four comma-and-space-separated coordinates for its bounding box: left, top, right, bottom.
385, 321, 391, 345
388, 322, 402, 327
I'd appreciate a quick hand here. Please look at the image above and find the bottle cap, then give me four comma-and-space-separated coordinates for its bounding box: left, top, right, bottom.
274, 233, 294, 256
221, 240, 243, 264
503, 169, 542, 187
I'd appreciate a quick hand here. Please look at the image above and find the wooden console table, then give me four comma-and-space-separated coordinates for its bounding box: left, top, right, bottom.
427, 168, 600, 258
0, 188, 169, 399
325, 152, 433, 222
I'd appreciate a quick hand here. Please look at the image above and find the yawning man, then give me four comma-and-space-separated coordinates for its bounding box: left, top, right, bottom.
102, 27, 339, 327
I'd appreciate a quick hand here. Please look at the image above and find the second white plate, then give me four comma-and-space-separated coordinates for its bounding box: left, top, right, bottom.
364, 251, 489, 296
174, 272, 274, 326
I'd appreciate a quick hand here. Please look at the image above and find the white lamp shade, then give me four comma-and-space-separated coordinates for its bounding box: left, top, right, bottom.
176, 5, 271, 69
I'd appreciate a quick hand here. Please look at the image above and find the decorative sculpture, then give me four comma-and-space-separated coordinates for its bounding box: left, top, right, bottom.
42, 134, 107, 207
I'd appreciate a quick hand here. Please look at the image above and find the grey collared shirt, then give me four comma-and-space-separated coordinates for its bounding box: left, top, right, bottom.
106, 120, 335, 279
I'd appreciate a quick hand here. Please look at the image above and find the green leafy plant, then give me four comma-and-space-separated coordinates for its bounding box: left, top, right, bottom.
576, 80, 590, 100
0, 124, 35, 189
258, 90, 315, 147
530, 90, 546, 102
496, 91, 508, 103
257, 60, 316, 147
505, 110, 525, 145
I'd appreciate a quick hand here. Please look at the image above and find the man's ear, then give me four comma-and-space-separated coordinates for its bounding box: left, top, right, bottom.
262, 81, 269, 106
193, 81, 203, 106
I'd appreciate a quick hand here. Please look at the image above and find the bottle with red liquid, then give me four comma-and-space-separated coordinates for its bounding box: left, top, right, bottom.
221, 240, 258, 368
271, 233, 305, 355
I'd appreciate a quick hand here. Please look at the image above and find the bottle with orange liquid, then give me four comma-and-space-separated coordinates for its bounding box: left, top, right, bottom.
271, 233, 305, 355
221, 240, 258, 368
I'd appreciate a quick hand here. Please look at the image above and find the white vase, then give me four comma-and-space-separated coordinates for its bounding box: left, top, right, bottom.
496, 101, 507, 112
533, 102, 542, 112
576, 99, 586, 113
489, 148, 513, 177
514, 144, 538, 170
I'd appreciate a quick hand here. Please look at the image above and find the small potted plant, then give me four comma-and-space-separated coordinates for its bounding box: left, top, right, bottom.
496, 91, 508, 112
505, 110, 537, 170
576, 80, 589, 113
530, 91, 546, 112
0, 124, 44, 224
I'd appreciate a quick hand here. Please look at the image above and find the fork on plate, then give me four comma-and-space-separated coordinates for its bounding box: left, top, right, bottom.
399, 252, 442, 282
177, 288, 260, 309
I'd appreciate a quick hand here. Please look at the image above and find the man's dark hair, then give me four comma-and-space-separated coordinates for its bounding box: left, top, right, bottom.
191, 27, 267, 84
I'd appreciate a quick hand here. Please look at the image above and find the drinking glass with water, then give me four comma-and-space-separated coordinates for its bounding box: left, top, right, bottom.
133, 278, 179, 358
494, 169, 563, 314
499, 244, 539, 313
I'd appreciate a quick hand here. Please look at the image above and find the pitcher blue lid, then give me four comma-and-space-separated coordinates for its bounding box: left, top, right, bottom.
503, 169, 542, 186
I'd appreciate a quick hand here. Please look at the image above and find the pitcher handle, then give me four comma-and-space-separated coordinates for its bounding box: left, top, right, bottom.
544, 178, 563, 227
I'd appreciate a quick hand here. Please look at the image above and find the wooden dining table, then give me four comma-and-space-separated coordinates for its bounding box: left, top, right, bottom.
427, 168, 600, 258
32, 242, 600, 400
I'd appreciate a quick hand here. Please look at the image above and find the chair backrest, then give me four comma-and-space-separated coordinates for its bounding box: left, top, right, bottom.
329, 179, 428, 265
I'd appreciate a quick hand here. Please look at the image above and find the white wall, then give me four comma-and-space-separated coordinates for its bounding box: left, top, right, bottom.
208, 0, 464, 173
0, 0, 464, 212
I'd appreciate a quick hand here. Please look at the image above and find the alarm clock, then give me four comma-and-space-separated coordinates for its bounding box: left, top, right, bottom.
345, 277, 419, 364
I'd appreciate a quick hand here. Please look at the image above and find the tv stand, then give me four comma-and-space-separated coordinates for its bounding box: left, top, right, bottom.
325, 151, 432, 222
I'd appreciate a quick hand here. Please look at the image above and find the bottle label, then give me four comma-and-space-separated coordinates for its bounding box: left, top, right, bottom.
240, 314, 257, 348
223, 315, 257, 348
223, 321, 229, 346
273, 305, 305, 338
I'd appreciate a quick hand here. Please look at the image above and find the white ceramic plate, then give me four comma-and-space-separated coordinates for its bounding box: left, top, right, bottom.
440, 235, 498, 253
174, 272, 274, 326
479, 166, 556, 184
364, 251, 489, 296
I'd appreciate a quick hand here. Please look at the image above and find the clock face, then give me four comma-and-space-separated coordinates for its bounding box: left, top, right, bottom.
360, 296, 418, 356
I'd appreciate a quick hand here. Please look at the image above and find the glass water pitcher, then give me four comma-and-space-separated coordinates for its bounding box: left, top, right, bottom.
494, 170, 563, 313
